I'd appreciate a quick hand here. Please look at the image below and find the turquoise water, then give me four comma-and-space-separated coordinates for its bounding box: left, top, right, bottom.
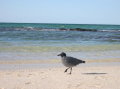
0, 23, 120, 61
1, 23, 120, 30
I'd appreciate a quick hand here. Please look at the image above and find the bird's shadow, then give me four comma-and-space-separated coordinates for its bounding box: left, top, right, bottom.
82, 72, 107, 75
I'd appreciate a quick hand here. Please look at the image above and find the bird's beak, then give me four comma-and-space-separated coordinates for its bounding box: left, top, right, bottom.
57, 54, 61, 56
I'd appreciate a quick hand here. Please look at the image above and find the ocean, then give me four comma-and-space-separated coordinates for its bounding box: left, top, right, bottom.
0, 23, 120, 69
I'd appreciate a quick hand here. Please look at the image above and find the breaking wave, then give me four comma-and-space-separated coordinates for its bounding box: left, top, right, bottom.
0, 27, 120, 32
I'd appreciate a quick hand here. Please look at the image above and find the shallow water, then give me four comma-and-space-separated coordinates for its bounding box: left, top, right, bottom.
0, 23, 120, 67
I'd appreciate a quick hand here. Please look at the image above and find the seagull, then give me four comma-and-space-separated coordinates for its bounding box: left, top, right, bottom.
57, 52, 85, 74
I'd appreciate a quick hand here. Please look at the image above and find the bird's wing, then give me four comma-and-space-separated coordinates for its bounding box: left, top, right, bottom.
66, 56, 82, 65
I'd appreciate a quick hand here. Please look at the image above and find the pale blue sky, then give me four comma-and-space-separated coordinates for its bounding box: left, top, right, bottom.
0, 0, 120, 24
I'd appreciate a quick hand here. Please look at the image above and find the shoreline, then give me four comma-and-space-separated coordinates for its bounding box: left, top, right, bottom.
0, 60, 120, 70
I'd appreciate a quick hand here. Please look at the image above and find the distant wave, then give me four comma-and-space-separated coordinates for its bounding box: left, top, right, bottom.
0, 27, 120, 32
99, 30, 120, 32
59, 28, 120, 32
0, 27, 41, 31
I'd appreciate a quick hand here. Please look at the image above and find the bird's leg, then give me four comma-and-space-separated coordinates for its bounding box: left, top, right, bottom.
69, 67, 72, 74
64, 67, 70, 73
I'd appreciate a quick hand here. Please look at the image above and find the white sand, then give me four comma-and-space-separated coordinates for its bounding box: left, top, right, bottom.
0, 65, 120, 89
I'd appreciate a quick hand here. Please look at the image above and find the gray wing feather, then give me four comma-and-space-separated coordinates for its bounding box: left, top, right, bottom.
66, 56, 83, 65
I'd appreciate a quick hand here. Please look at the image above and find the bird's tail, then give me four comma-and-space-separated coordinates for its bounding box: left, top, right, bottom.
82, 61, 85, 63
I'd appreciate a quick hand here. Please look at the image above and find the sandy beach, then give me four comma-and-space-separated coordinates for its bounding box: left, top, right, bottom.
0, 23, 120, 89
0, 65, 120, 89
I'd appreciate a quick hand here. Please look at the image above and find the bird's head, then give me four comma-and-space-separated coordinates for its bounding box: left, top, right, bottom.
57, 52, 66, 57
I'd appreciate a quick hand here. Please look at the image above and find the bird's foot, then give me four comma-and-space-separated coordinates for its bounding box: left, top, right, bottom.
64, 69, 67, 73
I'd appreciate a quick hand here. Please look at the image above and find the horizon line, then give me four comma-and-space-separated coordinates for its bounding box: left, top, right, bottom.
0, 22, 120, 26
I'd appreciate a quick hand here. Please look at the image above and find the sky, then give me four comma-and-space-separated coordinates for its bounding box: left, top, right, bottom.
0, 0, 120, 24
